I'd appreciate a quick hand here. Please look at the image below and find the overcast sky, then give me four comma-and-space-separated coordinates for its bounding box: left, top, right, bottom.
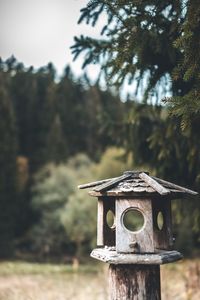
0, 0, 105, 79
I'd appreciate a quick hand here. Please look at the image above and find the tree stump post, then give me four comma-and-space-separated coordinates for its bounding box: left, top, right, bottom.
108, 264, 161, 300
91, 247, 182, 300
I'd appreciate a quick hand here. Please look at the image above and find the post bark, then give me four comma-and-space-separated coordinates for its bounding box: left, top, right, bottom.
108, 264, 161, 300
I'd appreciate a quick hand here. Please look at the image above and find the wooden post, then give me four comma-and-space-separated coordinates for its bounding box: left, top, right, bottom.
91, 248, 182, 300
109, 264, 161, 300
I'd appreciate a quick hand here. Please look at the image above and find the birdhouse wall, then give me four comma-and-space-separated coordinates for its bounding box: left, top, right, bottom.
152, 198, 173, 250
97, 197, 115, 247
116, 199, 154, 253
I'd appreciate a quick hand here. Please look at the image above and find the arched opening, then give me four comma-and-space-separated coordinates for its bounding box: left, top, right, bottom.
106, 210, 115, 229
157, 211, 164, 230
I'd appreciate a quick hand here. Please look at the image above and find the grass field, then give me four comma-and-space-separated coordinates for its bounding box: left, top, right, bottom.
0, 259, 199, 300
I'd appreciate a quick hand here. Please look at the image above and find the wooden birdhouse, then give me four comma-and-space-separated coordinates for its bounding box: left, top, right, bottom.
79, 170, 198, 299
79, 171, 198, 260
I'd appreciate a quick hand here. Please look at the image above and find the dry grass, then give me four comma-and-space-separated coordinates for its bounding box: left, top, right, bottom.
161, 259, 200, 300
0, 259, 199, 299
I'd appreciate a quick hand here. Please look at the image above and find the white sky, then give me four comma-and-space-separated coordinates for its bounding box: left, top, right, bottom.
0, 0, 104, 80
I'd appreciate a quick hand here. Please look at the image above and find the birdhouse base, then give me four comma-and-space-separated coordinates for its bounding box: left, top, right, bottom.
91, 247, 183, 265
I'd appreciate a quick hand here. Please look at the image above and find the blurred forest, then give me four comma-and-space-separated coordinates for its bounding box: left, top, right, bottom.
0, 54, 199, 261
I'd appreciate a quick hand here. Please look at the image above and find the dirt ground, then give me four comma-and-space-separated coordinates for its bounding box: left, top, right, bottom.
0, 259, 199, 300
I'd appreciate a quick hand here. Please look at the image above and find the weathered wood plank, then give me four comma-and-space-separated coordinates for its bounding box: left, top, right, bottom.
97, 198, 104, 246
90, 248, 183, 264
78, 177, 117, 189
152, 198, 173, 250
94, 173, 133, 192
109, 264, 161, 300
88, 190, 158, 197
116, 199, 154, 253
103, 198, 116, 246
152, 176, 198, 195
139, 173, 170, 195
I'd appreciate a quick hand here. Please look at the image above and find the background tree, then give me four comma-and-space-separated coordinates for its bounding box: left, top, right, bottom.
30, 154, 96, 258
30, 163, 76, 256
124, 102, 200, 251
72, 1, 184, 99
169, 0, 200, 129
0, 70, 18, 257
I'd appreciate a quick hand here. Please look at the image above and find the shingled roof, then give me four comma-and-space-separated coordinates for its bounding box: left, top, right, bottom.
78, 171, 198, 197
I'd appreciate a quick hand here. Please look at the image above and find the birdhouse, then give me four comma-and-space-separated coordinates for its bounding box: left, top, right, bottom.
79, 171, 197, 263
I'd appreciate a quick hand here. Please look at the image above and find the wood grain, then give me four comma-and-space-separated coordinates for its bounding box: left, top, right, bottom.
78, 177, 117, 189
97, 198, 104, 246
116, 199, 154, 253
108, 264, 161, 300
90, 248, 183, 264
97, 197, 115, 247
94, 173, 132, 192
152, 176, 198, 195
139, 173, 170, 195
152, 198, 173, 250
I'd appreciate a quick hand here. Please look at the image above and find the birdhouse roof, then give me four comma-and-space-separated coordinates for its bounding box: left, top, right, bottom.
78, 171, 198, 198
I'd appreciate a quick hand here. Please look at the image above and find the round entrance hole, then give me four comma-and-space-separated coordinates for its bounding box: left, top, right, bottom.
123, 209, 144, 232
106, 210, 115, 229
157, 211, 164, 230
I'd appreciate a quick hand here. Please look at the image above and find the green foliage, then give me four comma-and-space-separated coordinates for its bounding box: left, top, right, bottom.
165, 93, 200, 130
166, 1, 200, 129
0, 72, 18, 257
72, 0, 183, 100
73, 0, 200, 128
125, 100, 200, 185
32, 164, 76, 210
30, 163, 76, 255
46, 114, 68, 163
61, 191, 97, 257
30, 154, 96, 257
94, 147, 133, 178
0, 57, 123, 172
124, 101, 200, 251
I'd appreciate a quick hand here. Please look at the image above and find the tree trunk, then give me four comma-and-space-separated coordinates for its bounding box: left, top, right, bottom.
108, 264, 161, 300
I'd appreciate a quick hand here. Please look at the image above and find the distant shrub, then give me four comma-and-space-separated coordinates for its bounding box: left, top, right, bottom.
94, 147, 133, 179
29, 154, 95, 258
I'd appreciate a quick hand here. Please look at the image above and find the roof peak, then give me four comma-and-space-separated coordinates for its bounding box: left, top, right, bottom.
123, 170, 149, 176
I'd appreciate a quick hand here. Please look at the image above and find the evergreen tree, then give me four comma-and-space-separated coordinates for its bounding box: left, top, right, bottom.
72, 1, 183, 99
0, 73, 18, 257
124, 101, 200, 251
82, 84, 124, 158
72, 0, 200, 124
57, 68, 89, 156
46, 114, 68, 163
168, 0, 200, 129
10, 61, 57, 172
